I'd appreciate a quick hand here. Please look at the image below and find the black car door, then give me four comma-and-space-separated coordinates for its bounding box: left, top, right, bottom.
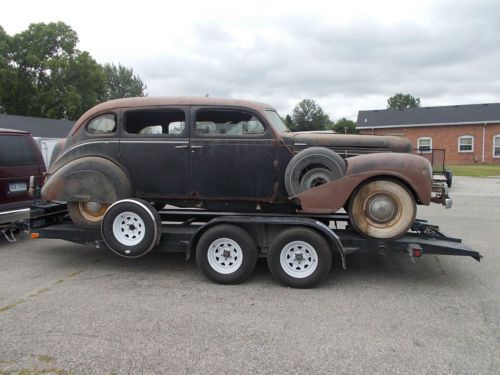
189, 106, 278, 200
119, 106, 190, 199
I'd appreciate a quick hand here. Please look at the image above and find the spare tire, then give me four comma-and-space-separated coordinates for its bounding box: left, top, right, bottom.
285, 147, 346, 196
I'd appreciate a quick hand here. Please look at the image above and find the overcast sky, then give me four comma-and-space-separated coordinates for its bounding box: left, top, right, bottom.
2, 0, 499, 120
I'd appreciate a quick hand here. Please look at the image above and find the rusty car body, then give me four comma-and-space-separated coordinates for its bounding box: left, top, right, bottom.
42, 97, 450, 239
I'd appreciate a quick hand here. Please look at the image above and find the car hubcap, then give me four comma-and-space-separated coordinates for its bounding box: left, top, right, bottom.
366, 194, 398, 224
112, 211, 145, 246
280, 241, 318, 278
207, 238, 243, 274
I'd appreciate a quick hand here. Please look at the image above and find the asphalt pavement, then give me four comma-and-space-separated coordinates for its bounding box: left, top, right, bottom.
0, 176, 499, 374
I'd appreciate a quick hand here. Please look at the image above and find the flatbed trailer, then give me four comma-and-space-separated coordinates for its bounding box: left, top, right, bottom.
24, 201, 481, 288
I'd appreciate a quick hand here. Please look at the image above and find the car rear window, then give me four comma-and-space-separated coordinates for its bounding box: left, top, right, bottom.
0, 134, 36, 167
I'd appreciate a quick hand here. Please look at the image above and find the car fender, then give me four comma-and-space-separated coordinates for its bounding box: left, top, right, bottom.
41, 156, 132, 203
294, 153, 433, 213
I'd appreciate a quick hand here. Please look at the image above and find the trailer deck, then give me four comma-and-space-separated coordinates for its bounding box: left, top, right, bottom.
30, 208, 481, 263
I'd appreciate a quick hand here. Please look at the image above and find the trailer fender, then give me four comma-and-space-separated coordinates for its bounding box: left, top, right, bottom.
187, 216, 347, 269
41, 156, 132, 203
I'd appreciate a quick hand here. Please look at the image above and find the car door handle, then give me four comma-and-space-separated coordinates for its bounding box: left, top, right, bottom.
190, 145, 204, 149
175, 145, 189, 149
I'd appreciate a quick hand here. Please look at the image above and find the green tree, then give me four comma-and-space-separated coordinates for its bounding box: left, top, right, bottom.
42, 51, 106, 119
0, 22, 148, 120
284, 114, 293, 129
6, 22, 79, 116
103, 63, 147, 100
332, 118, 359, 134
387, 93, 421, 110
291, 99, 330, 131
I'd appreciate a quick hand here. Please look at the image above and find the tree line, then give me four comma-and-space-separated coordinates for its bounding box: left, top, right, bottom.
0, 22, 147, 120
285, 93, 421, 133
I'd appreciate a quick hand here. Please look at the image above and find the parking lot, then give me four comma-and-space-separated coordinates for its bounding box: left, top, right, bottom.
0, 176, 499, 374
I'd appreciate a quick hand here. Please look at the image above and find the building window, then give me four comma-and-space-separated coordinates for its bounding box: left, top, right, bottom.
458, 135, 474, 153
494, 135, 500, 158
417, 137, 432, 153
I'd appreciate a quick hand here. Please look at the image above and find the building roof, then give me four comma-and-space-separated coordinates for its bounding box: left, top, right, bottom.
357, 103, 500, 129
0, 114, 74, 138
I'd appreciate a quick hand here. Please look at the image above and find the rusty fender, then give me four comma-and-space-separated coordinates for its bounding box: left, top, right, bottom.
41, 157, 132, 203
295, 153, 433, 213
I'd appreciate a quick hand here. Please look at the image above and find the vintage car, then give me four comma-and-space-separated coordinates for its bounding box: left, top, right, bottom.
42, 97, 450, 239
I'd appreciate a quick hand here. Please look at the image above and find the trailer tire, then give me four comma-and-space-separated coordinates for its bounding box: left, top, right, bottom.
196, 224, 258, 284
267, 227, 332, 288
101, 199, 161, 258
285, 147, 346, 197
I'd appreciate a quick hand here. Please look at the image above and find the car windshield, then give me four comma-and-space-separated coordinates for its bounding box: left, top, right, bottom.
265, 110, 290, 133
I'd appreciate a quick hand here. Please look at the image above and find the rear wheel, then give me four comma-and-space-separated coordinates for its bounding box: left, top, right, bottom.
68, 201, 110, 229
267, 227, 332, 288
348, 179, 416, 239
196, 224, 258, 284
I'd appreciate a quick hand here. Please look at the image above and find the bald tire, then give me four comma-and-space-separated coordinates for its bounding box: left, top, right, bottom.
348, 179, 416, 240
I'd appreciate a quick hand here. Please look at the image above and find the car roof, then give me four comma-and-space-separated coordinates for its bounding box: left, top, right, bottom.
71, 97, 277, 135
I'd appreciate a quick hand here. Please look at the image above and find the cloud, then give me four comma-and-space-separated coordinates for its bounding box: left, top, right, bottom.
133, 0, 499, 118
5, 0, 496, 118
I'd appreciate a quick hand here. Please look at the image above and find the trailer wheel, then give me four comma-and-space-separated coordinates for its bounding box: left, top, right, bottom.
284, 147, 346, 196
267, 227, 332, 288
101, 199, 161, 258
196, 225, 258, 284
348, 179, 416, 240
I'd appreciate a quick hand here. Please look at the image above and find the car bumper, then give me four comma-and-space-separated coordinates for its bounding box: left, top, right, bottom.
431, 182, 452, 208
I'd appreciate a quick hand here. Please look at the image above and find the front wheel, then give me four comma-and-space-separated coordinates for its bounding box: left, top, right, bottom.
196, 225, 258, 285
348, 179, 416, 239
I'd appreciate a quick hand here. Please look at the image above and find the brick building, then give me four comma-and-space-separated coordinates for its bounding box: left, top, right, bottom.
356, 103, 500, 164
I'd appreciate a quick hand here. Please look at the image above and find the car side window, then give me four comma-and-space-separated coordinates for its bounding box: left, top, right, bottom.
125, 109, 186, 136
195, 109, 265, 136
87, 114, 116, 134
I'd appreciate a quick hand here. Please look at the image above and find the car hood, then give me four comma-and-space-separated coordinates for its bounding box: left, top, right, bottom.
280, 132, 412, 154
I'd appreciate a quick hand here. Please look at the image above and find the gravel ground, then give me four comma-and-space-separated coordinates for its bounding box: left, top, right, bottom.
0, 176, 499, 374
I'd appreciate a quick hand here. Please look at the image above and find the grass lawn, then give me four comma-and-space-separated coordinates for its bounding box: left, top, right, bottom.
448, 164, 500, 177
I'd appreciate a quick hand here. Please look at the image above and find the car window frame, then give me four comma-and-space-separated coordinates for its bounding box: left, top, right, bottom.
190, 106, 273, 139
121, 106, 189, 138
84, 112, 118, 137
